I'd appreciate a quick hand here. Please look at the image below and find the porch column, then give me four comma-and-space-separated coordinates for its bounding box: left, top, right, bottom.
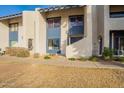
104, 5, 110, 47
34, 9, 40, 54
84, 5, 94, 56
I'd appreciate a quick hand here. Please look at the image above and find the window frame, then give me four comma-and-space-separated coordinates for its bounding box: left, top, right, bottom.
69, 15, 84, 26
110, 12, 124, 18
47, 17, 61, 29
9, 23, 19, 32
28, 38, 33, 51
48, 38, 60, 50
68, 15, 84, 44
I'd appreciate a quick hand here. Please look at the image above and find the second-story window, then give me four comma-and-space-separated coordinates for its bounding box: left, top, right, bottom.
110, 5, 124, 18
68, 15, 84, 44
9, 23, 18, 32
47, 17, 61, 28
110, 12, 124, 18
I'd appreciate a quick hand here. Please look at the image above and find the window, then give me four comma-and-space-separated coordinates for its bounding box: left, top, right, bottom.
9, 23, 18, 32
110, 6, 124, 18
47, 17, 60, 28
54, 18, 60, 28
110, 12, 124, 18
48, 19, 54, 28
70, 37, 83, 44
9, 23, 18, 47
68, 15, 84, 44
70, 16, 83, 27
28, 39, 33, 50
48, 39, 60, 50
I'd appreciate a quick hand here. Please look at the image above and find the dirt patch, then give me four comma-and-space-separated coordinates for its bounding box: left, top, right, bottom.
0, 62, 123, 88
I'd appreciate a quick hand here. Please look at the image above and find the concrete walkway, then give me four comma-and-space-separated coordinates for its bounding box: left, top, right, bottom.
0, 55, 124, 69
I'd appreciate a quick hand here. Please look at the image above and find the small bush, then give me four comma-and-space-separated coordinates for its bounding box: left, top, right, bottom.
33, 53, 40, 58
102, 47, 113, 60
6, 47, 17, 56
44, 55, 51, 59
113, 57, 124, 62
16, 49, 30, 57
119, 57, 124, 62
49, 54, 55, 56
88, 56, 98, 62
77, 57, 87, 61
68, 58, 76, 61
6, 47, 30, 57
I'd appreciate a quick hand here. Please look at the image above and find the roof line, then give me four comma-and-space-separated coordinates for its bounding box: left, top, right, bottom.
39, 5, 85, 13
0, 12, 22, 20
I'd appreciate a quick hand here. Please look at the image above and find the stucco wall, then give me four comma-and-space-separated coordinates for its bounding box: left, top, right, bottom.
92, 6, 98, 56
22, 11, 35, 53
0, 20, 9, 51
0, 17, 22, 51
0, 11, 36, 53
45, 7, 85, 55
66, 6, 95, 58
104, 5, 124, 47
9, 17, 23, 47
95, 5, 105, 55
34, 10, 47, 55
34, 7, 86, 56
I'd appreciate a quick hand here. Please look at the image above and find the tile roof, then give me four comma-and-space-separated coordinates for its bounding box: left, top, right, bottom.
39, 5, 84, 12
0, 12, 22, 20
0, 5, 84, 20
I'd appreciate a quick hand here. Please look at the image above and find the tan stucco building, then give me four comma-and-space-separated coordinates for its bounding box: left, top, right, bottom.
96, 5, 124, 56
0, 5, 124, 58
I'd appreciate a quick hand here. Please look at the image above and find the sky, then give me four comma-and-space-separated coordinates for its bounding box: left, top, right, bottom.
0, 5, 49, 17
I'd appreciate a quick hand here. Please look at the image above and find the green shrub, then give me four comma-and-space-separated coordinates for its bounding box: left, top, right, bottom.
68, 58, 76, 61
33, 53, 40, 58
119, 57, 124, 62
44, 55, 51, 59
88, 56, 98, 62
102, 47, 113, 60
113, 57, 124, 62
77, 57, 87, 61
6, 47, 30, 57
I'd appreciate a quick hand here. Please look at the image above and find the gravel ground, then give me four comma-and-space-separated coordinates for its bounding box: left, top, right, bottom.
0, 61, 123, 88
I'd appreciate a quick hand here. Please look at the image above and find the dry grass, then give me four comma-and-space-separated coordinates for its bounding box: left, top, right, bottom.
0, 62, 123, 88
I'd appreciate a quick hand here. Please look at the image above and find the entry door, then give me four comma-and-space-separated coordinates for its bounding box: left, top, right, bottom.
47, 17, 61, 54
98, 37, 102, 55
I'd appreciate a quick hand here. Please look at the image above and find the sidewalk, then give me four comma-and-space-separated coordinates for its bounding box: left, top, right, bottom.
0, 55, 124, 69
